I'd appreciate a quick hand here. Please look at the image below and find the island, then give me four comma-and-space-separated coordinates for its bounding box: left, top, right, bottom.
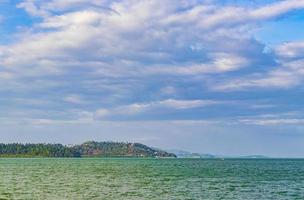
0, 141, 176, 158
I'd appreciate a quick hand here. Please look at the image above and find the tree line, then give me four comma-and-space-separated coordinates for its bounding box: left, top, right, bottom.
0, 141, 176, 157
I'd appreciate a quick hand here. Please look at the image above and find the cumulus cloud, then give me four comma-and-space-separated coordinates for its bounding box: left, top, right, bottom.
213, 46, 304, 90
276, 41, 304, 59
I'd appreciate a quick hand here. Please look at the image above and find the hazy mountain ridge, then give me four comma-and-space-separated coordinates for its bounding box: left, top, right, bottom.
168, 150, 268, 159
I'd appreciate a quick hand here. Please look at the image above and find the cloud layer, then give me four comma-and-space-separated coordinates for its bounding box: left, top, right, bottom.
0, 0, 304, 124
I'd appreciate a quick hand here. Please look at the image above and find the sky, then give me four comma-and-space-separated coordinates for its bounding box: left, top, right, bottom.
0, 0, 304, 157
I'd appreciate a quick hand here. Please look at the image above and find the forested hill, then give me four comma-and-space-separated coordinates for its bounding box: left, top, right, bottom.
0, 142, 176, 158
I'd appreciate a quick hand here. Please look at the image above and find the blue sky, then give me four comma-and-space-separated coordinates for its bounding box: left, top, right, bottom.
0, 0, 304, 157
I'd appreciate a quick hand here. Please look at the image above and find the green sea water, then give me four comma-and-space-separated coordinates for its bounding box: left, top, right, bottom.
0, 158, 303, 199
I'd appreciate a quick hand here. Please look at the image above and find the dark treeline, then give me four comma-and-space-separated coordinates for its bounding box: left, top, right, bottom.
0, 143, 80, 157
0, 141, 176, 158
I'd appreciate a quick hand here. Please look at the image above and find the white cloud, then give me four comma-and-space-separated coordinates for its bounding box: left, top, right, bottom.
95, 99, 222, 118
17, 1, 50, 17
238, 112, 304, 125
63, 95, 85, 104
146, 53, 249, 75
213, 40, 304, 91
213, 69, 301, 90
158, 99, 218, 109
240, 118, 304, 126
159, 86, 177, 96
39, 10, 105, 28
276, 41, 304, 59
250, 0, 304, 20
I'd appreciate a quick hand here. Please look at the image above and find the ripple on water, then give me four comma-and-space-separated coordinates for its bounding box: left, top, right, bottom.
0, 158, 303, 199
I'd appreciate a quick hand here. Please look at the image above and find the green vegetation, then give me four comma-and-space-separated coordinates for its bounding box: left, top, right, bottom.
0, 141, 176, 158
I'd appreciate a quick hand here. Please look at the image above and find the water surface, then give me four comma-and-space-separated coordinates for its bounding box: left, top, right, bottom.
0, 158, 303, 199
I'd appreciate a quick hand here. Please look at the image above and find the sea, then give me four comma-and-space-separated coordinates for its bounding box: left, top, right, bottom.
0, 158, 303, 199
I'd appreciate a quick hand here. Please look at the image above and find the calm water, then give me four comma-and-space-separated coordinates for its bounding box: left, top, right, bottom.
0, 158, 303, 199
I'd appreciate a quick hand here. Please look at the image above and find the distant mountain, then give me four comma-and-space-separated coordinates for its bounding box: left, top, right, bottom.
76, 141, 176, 158
0, 142, 176, 158
237, 155, 269, 159
213, 155, 269, 159
167, 149, 268, 159
167, 150, 215, 158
